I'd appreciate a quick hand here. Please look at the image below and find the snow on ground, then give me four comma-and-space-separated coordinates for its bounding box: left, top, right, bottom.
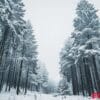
0, 90, 91, 100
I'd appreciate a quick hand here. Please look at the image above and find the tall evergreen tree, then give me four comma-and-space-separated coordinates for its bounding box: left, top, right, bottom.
0, 0, 38, 95
60, 0, 100, 96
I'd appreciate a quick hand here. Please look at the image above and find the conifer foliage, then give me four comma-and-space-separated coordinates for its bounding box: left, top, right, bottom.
0, 0, 40, 95
60, 0, 100, 96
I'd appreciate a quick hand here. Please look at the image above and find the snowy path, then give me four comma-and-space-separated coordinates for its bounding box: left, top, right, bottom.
0, 92, 90, 100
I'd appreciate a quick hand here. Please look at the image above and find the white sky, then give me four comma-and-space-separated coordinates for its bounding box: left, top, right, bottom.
24, 0, 100, 82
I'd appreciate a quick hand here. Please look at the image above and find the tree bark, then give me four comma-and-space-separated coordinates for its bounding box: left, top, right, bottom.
24, 66, 29, 95
16, 59, 23, 95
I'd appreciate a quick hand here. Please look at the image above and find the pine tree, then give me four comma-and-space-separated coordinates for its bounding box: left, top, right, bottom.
60, 0, 100, 96
0, 0, 38, 94
23, 21, 38, 94
73, 0, 100, 95
36, 61, 48, 92
59, 38, 74, 95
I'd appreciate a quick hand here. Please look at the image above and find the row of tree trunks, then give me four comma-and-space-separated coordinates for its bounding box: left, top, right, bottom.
71, 56, 100, 96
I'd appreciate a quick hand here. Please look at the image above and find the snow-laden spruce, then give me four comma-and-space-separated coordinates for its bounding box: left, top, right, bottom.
59, 0, 100, 96
0, 0, 49, 95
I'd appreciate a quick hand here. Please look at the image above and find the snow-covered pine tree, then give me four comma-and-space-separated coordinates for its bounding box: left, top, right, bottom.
60, 0, 100, 96
59, 38, 78, 95
22, 21, 38, 94
72, 0, 100, 95
5, 0, 25, 92
0, 0, 20, 91
58, 77, 72, 95
0, 0, 38, 95
36, 61, 48, 92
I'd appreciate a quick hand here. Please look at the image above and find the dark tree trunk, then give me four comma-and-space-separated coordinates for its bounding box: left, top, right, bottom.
5, 66, 10, 92
16, 59, 23, 95
79, 64, 85, 96
82, 58, 91, 96
84, 58, 94, 96
71, 65, 78, 95
24, 66, 29, 95
0, 71, 4, 92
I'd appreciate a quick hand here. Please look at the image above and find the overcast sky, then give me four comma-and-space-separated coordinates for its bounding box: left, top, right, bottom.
24, 0, 100, 82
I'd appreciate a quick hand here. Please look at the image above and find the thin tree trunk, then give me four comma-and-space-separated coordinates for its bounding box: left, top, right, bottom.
84, 58, 94, 96
71, 65, 77, 95
16, 59, 23, 95
5, 66, 10, 91
24, 66, 29, 95
79, 63, 85, 96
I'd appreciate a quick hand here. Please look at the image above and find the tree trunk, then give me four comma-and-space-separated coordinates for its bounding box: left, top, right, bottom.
71, 65, 78, 95
92, 55, 100, 92
16, 59, 23, 95
79, 63, 85, 96
24, 66, 29, 95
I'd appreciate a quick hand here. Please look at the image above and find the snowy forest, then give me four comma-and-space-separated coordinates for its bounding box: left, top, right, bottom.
59, 0, 100, 97
0, 0, 49, 95
0, 0, 100, 100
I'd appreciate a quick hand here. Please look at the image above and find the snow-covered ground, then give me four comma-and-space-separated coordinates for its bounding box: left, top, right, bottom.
0, 90, 90, 100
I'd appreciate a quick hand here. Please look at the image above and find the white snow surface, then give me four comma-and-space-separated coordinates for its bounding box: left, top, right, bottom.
0, 89, 90, 100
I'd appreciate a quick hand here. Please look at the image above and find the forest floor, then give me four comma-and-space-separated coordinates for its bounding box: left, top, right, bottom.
0, 89, 91, 100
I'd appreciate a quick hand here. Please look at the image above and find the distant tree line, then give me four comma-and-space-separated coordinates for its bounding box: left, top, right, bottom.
59, 0, 100, 96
